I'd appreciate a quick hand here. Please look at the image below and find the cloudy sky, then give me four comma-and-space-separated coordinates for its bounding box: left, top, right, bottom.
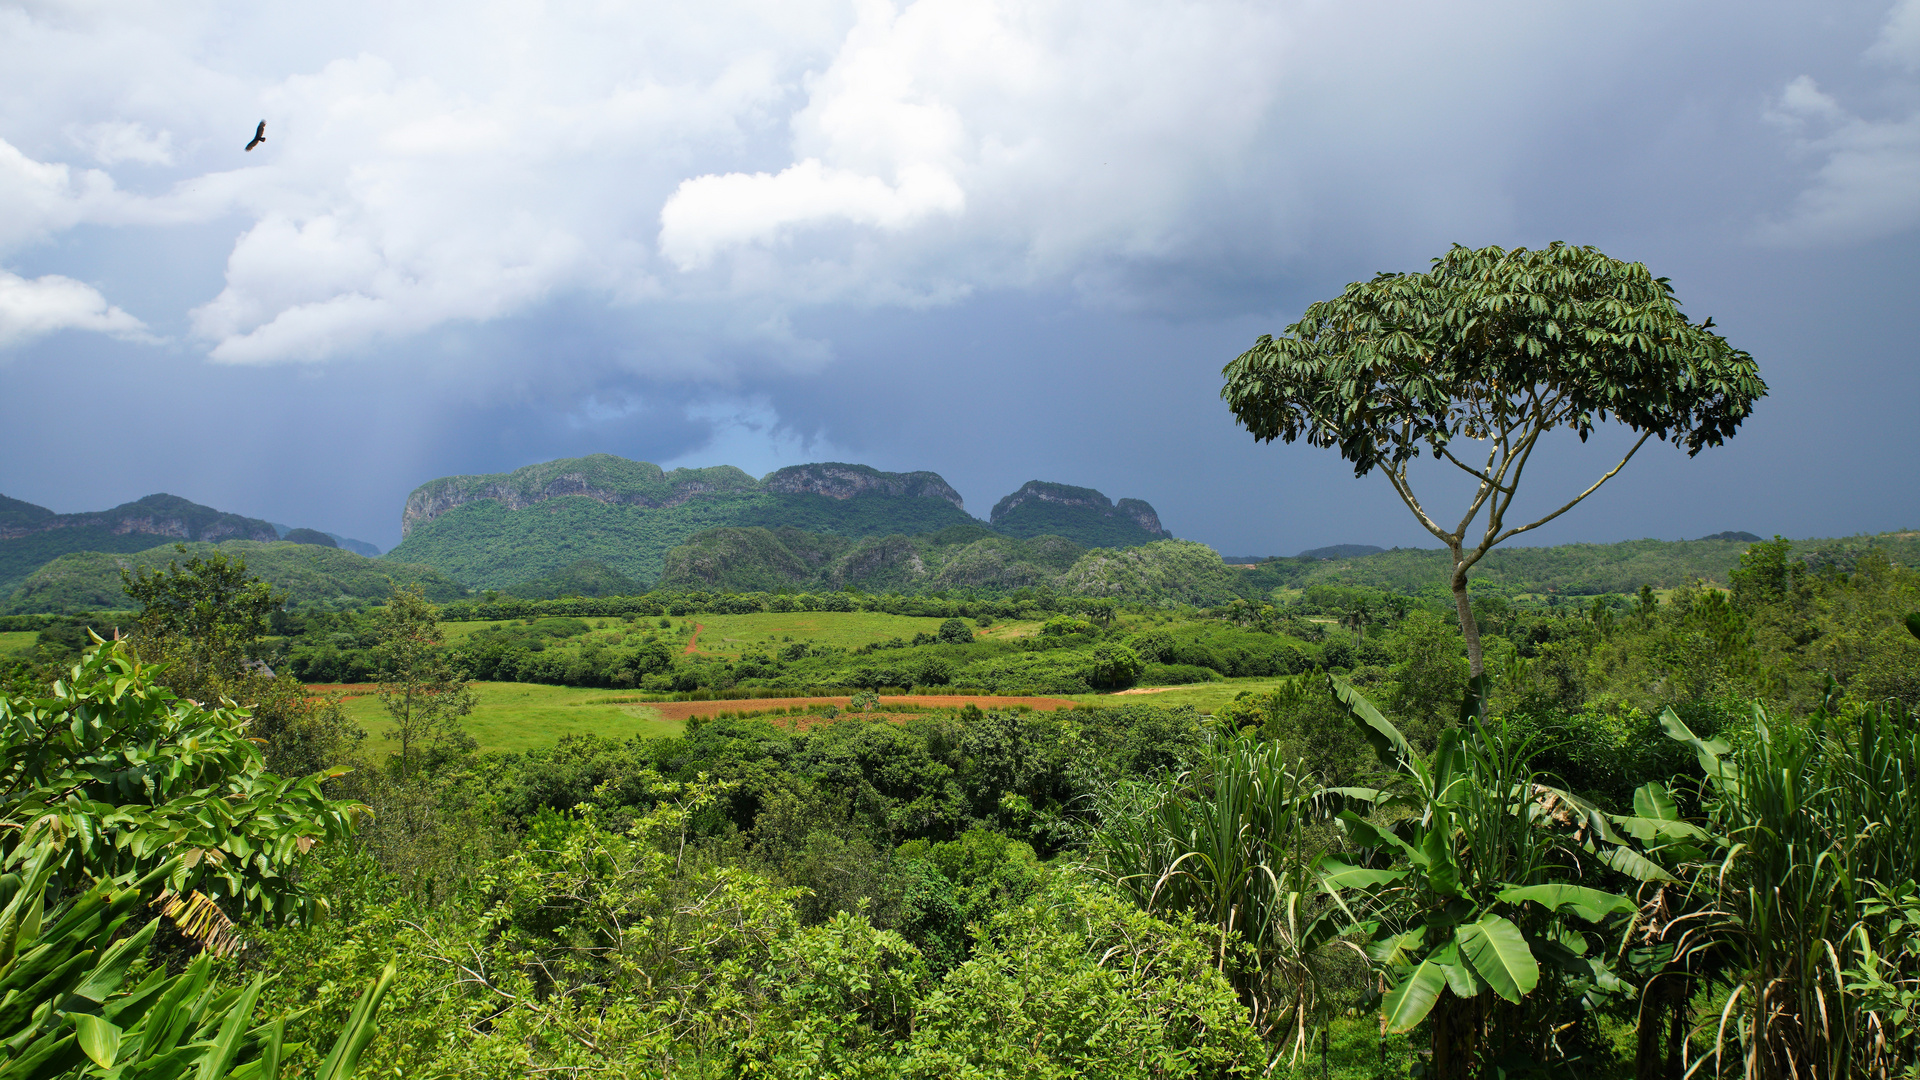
1, 0, 1916, 555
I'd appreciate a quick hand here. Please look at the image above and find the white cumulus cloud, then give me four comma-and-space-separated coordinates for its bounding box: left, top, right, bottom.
0, 271, 151, 348
70, 121, 176, 166
0, 0, 1903, 364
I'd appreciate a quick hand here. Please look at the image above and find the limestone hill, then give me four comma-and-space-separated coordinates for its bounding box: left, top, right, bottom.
988, 481, 1171, 548
0, 493, 287, 596
385, 456, 989, 589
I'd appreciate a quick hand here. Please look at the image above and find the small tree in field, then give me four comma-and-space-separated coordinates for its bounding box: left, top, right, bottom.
375, 584, 476, 778
1222, 242, 1766, 678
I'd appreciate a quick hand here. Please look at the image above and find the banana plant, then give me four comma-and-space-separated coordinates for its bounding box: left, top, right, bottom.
1323, 678, 1664, 1078
0, 849, 393, 1079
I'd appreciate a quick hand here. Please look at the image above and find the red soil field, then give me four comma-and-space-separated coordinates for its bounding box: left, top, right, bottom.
305, 683, 380, 699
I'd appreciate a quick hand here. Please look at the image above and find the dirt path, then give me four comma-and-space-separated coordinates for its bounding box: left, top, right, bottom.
1112, 686, 1180, 695
305, 683, 379, 699
682, 623, 703, 655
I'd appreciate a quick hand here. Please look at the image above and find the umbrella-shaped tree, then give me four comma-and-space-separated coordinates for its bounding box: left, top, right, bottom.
1222, 243, 1765, 677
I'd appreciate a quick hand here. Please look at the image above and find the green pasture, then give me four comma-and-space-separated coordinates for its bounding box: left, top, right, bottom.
1075, 675, 1297, 715
337, 680, 683, 757
0, 631, 36, 657
682, 612, 1040, 657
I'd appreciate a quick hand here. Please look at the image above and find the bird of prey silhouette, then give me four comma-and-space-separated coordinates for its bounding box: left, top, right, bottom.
245, 120, 266, 152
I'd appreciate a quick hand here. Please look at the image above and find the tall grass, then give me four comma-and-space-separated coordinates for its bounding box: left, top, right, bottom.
1679, 700, 1920, 1078
1083, 728, 1344, 1062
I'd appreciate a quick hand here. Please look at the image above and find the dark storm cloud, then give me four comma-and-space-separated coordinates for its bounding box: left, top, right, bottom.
1, 0, 1915, 555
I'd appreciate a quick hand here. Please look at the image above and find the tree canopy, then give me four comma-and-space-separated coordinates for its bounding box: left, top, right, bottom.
1221, 242, 1766, 675
1221, 242, 1765, 475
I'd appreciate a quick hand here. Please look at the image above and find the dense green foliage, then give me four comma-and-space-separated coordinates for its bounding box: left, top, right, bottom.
5, 540, 467, 614
6, 462, 1919, 1078
498, 557, 640, 599
0, 642, 392, 1079
386, 493, 771, 591
660, 526, 1241, 604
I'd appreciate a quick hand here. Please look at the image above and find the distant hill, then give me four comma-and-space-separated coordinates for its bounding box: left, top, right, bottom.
501, 558, 642, 600
653, 523, 1238, 606
385, 456, 983, 589
282, 528, 337, 548
4, 540, 467, 614
1232, 532, 1920, 598
1299, 544, 1386, 560
1056, 540, 1244, 606
988, 481, 1171, 548
1697, 531, 1763, 543
0, 493, 286, 596
270, 522, 381, 556
655, 524, 1083, 594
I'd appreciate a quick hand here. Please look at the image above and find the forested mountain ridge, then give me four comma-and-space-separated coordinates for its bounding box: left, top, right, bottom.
657, 524, 1086, 595
988, 480, 1171, 547
4, 538, 467, 613
657, 523, 1245, 606
385, 456, 1049, 589
399, 455, 764, 537
1236, 530, 1920, 597
0, 492, 291, 595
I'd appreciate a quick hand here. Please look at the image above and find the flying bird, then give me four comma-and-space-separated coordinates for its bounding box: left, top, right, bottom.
244, 120, 265, 152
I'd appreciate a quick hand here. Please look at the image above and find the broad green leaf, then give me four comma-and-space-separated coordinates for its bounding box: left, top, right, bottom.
1456, 913, 1538, 1004
1632, 783, 1680, 822
1658, 708, 1738, 795
1422, 827, 1461, 895
1595, 843, 1676, 883
73, 1013, 121, 1068
1331, 678, 1412, 767
1336, 811, 1428, 868
1496, 884, 1634, 922
1315, 856, 1406, 890
1432, 943, 1486, 999
1382, 954, 1449, 1033
1586, 956, 1630, 994
1366, 928, 1425, 968
74, 919, 159, 1003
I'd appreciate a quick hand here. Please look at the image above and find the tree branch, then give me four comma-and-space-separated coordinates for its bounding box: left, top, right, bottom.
1384, 467, 1455, 545
1450, 441, 1502, 538
1438, 447, 1495, 486
1492, 429, 1655, 547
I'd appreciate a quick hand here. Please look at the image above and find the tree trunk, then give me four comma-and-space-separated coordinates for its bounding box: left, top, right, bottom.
1430, 990, 1480, 1079
1450, 556, 1485, 679
1633, 973, 1691, 1080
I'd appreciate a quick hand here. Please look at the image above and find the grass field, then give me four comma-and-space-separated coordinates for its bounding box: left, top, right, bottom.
1075, 675, 1296, 713
436, 613, 1045, 660
319, 680, 1093, 757
0, 631, 36, 657
680, 612, 1041, 658
329, 681, 687, 758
